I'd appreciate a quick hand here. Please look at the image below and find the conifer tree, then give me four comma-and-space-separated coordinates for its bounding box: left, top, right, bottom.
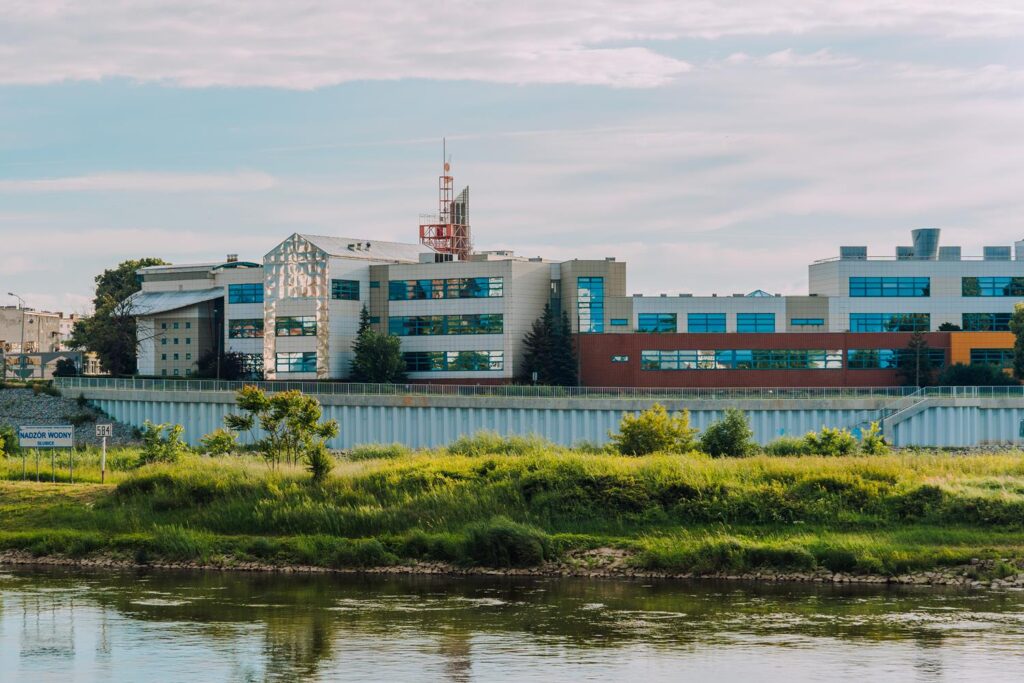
522, 304, 577, 386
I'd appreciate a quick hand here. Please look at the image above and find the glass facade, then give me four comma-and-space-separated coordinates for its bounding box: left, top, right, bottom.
849, 313, 930, 332
404, 350, 504, 372
847, 349, 946, 369
790, 318, 824, 327
962, 277, 1024, 297
688, 313, 726, 333
577, 277, 604, 333
228, 283, 264, 304
737, 313, 776, 333
970, 348, 1013, 367
637, 313, 677, 333
275, 352, 316, 373
640, 349, 842, 370
228, 318, 264, 338
962, 313, 1013, 331
388, 314, 503, 336
610, 318, 628, 327
275, 316, 317, 336
238, 353, 264, 379
849, 277, 930, 297
331, 279, 360, 301
389, 277, 503, 301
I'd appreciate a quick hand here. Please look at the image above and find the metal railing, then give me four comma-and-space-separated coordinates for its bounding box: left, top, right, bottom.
54, 377, 921, 401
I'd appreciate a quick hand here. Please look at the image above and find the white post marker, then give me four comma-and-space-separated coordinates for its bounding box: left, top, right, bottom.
96, 424, 113, 484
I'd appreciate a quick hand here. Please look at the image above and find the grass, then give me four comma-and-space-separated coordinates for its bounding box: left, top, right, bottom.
2, 441, 1024, 575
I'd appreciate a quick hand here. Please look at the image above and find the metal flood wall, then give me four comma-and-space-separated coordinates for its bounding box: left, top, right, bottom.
92, 395, 893, 449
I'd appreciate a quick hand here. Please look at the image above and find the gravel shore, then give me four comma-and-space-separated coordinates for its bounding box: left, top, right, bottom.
0, 388, 138, 447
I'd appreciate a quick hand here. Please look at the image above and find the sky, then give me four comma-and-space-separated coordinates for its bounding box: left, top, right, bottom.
2, 1, 1023, 313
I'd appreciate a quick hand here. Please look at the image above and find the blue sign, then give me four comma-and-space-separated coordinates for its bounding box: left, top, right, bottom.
18, 425, 74, 449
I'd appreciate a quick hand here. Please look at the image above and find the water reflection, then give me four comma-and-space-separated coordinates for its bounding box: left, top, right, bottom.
2, 567, 1024, 681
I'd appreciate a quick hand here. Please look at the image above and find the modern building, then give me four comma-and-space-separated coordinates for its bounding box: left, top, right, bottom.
129, 221, 1023, 387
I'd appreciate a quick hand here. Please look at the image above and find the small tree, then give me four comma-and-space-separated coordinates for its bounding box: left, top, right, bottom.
1009, 302, 1024, 381
897, 331, 936, 387
860, 422, 889, 455
305, 442, 334, 483
224, 386, 339, 469
199, 428, 238, 455
349, 306, 374, 382
52, 358, 79, 377
610, 403, 698, 455
0, 424, 18, 457
522, 304, 577, 386
699, 408, 756, 457
803, 427, 858, 456
352, 331, 406, 383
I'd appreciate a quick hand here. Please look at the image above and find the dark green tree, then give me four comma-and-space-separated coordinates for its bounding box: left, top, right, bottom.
195, 350, 246, 380
1010, 303, 1024, 381
52, 357, 79, 377
937, 322, 962, 331
938, 363, 1018, 386
350, 306, 406, 383
68, 257, 168, 375
897, 331, 937, 387
521, 304, 577, 386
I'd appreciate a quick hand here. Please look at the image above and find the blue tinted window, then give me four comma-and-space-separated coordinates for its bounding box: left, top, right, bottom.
847, 349, 946, 369
388, 314, 503, 336
849, 277, 930, 297
275, 352, 316, 373
737, 313, 775, 333
850, 313, 930, 332
404, 350, 503, 372
790, 318, 824, 327
331, 279, 360, 301
228, 283, 263, 304
637, 313, 677, 333
610, 318, 628, 326
577, 277, 604, 333
687, 313, 726, 333
970, 348, 1013, 367
640, 349, 842, 370
963, 277, 1024, 297
962, 313, 1012, 331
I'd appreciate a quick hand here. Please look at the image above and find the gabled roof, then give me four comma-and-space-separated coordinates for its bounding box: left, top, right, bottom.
297, 234, 430, 263
127, 288, 224, 316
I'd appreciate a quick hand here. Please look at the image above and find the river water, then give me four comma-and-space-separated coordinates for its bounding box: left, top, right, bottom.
2, 567, 1024, 682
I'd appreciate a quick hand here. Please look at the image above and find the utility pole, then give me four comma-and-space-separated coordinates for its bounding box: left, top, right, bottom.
8, 292, 26, 380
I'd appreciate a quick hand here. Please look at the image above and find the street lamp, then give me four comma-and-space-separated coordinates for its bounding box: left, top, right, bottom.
7, 292, 26, 380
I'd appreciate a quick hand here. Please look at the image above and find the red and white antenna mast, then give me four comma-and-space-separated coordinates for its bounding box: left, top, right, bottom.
419, 138, 471, 259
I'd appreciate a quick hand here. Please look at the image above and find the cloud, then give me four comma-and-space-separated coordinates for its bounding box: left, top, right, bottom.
0, 171, 276, 193
0, 1, 1021, 89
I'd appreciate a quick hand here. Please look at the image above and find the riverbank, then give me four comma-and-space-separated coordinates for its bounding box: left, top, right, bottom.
3, 449, 1024, 585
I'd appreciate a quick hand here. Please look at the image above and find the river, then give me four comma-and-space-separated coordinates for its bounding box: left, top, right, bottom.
2, 566, 1024, 682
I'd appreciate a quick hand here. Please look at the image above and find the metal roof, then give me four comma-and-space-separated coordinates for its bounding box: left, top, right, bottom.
297, 234, 430, 262
127, 288, 223, 316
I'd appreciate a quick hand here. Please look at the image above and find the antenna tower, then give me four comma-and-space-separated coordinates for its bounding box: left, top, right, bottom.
419, 139, 471, 259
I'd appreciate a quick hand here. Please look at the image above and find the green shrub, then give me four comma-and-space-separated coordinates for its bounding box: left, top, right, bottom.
149, 524, 216, 561
610, 403, 698, 455
447, 431, 553, 457
138, 421, 189, 466
699, 409, 756, 457
0, 423, 19, 457
305, 443, 334, 483
75, 393, 89, 408
199, 428, 238, 456
463, 516, 551, 567
64, 411, 96, 427
860, 422, 889, 455
763, 436, 812, 456
347, 442, 412, 461
803, 427, 858, 456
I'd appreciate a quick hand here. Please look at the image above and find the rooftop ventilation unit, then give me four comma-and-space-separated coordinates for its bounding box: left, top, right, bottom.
839, 246, 867, 260
939, 246, 962, 261
911, 228, 940, 260
896, 246, 914, 261
1015, 240, 1024, 261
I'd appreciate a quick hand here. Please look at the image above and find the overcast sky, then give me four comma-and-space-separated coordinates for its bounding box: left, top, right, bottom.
2, 1, 1023, 312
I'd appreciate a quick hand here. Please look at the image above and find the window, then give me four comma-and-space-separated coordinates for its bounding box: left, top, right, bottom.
970, 348, 1013, 368
611, 355, 630, 363
688, 313, 726, 333
185, 322, 191, 329
850, 313, 930, 332
849, 277, 930, 297
404, 350, 504, 372
791, 318, 824, 327
173, 338, 179, 345
173, 322, 179, 329
185, 337, 191, 345
239, 353, 264, 379
610, 318, 628, 327
173, 353, 179, 360
173, 368, 180, 376
369, 280, 380, 289
229, 318, 264, 338
228, 283, 264, 304
160, 353, 167, 361
737, 313, 775, 333
388, 276, 503, 301
161, 338, 167, 346
275, 351, 317, 373
963, 313, 1012, 332
847, 349, 947, 369
185, 353, 192, 360
161, 323, 167, 330
388, 314, 503, 336
275, 316, 317, 336
185, 369, 192, 376
637, 313, 677, 333
962, 277, 1024, 297
161, 369, 167, 376
369, 316, 381, 324
331, 279, 360, 301
640, 349, 842, 370
577, 277, 604, 333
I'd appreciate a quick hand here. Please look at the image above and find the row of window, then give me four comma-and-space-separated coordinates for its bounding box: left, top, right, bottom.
963, 277, 1024, 297
160, 337, 192, 346
970, 348, 1013, 368
639, 348, 948, 371
276, 315, 317, 336
404, 350, 504, 372
160, 352, 192, 361
228, 283, 264, 304
849, 277, 930, 298
388, 314, 503, 336
849, 313, 930, 333
160, 322, 191, 330
389, 277, 503, 301
275, 352, 317, 373
962, 313, 1012, 331
332, 279, 359, 301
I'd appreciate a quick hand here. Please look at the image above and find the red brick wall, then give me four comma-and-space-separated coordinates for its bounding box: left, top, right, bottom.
578, 332, 950, 388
